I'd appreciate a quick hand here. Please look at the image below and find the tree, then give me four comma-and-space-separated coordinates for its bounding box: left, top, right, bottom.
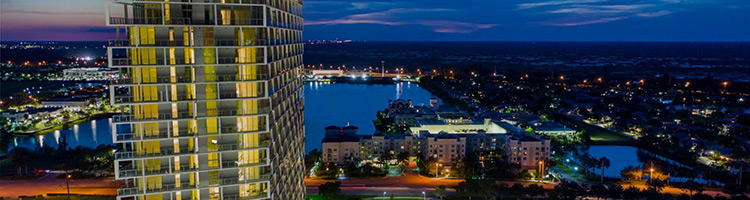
454, 178, 497, 200
646, 179, 666, 193
434, 185, 446, 200
621, 166, 643, 180
680, 180, 704, 200
526, 184, 545, 199
396, 151, 409, 167
509, 183, 526, 199
380, 151, 394, 168
722, 183, 747, 198
318, 181, 342, 200
10, 148, 34, 175
305, 149, 321, 176
589, 184, 608, 200
622, 186, 642, 200
553, 181, 586, 200
606, 184, 624, 200
599, 157, 610, 183
496, 183, 510, 200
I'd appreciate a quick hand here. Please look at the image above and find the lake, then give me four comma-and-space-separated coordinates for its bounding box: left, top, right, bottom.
6, 82, 437, 153
581, 145, 643, 178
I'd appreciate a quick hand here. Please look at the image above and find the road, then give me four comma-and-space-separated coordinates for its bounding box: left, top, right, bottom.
305, 174, 557, 196
620, 181, 729, 198
0, 172, 121, 198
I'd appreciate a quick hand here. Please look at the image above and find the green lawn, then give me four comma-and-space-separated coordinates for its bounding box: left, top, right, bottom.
559, 115, 634, 145
555, 162, 587, 182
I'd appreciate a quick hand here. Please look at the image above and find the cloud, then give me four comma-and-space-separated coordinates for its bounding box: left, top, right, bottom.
306, 8, 496, 33
517, 0, 609, 10
548, 4, 653, 14
544, 16, 627, 26
416, 20, 498, 33
637, 10, 672, 17
306, 8, 450, 25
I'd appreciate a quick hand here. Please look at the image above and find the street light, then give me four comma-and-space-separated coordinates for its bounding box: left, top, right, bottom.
435, 163, 439, 177
66, 174, 71, 198
422, 191, 426, 199
383, 191, 387, 197
650, 168, 654, 179
538, 161, 545, 182
723, 81, 729, 92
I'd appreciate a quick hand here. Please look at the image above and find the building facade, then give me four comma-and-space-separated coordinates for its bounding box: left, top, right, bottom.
505, 135, 551, 169
106, 0, 305, 199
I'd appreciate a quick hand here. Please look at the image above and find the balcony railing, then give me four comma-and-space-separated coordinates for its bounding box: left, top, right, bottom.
218, 126, 266, 135
115, 129, 195, 141
113, 112, 192, 123
111, 56, 264, 66
109, 17, 263, 26
201, 108, 270, 118
114, 76, 193, 84
115, 147, 193, 160
108, 39, 268, 47
119, 0, 268, 5
215, 175, 270, 186
217, 57, 265, 64
113, 94, 196, 104
117, 180, 194, 196
109, 17, 192, 25
116, 175, 269, 196
218, 19, 264, 26
222, 194, 269, 200
218, 140, 270, 151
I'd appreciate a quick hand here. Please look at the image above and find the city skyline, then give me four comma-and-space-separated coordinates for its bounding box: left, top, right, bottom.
2, 0, 750, 41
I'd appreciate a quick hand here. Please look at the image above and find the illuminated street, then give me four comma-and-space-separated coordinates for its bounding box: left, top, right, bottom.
0, 172, 121, 198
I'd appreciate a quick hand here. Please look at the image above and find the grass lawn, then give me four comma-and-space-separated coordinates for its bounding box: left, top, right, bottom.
555, 162, 587, 182
559, 115, 634, 145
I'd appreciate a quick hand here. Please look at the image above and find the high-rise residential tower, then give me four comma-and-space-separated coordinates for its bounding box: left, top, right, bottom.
105, 0, 305, 199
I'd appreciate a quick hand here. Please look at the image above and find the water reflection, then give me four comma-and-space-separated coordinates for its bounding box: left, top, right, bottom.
304, 83, 437, 152
7, 118, 114, 152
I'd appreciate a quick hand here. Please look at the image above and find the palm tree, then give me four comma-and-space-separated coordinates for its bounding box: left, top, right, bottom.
380, 151, 394, 168
680, 180, 704, 200
599, 156, 610, 183
396, 151, 409, 166
434, 185, 446, 200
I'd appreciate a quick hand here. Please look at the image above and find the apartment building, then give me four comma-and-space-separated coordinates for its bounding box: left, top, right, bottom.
106, 0, 305, 199
505, 135, 551, 169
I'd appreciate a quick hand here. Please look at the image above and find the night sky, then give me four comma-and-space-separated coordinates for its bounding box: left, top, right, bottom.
2, 0, 749, 41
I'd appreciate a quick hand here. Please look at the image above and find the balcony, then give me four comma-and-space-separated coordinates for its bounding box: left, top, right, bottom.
115, 128, 195, 142
110, 56, 265, 66
109, 17, 195, 25
113, 74, 268, 85
200, 108, 270, 118
115, 147, 193, 160
113, 112, 193, 123
217, 140, 270, 151
108, 39, 268, 47
109, 17, 263, 26
117, 180, 193, 196
116, 174, 270, 196
113, 94, 195, 104
115, 0, 267, 4
118, 164, 199, 178
218, 126, 266, 135
222, 194, 269, 200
